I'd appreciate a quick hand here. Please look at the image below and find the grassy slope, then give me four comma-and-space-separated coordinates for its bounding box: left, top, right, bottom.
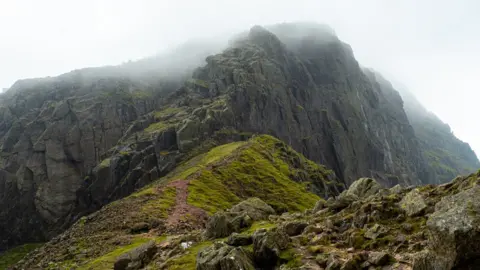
14, 135, 337, 269
0, 243, 42, 270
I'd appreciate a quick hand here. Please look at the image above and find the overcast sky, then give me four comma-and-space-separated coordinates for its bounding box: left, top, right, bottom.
1, 0, 479, 156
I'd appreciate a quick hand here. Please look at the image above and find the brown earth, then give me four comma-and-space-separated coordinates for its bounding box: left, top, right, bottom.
165, 179, 208, 233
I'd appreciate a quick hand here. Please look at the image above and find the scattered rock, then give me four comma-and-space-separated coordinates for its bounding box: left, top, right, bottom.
196, 242, 255, 270
226, 233, 253, 246
368, 251, 392, 266
364, 224, 389, 240
399, 189, 427, 217
282, 221, 308, 236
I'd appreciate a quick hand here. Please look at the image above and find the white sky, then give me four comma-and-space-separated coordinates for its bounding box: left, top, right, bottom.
0, 0, 479, 157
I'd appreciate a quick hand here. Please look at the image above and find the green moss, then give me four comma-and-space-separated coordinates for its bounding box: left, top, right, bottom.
279, 248, 302, 267
144, 121, 169, 133
176, 141, 247, 182
0, 243, 43, 270
166, 241, 212, 270
130, 187, 156, 198
187, 78, 210, 89
79, 237, 151, 270
131, 90, 152, 99
188, 135, 321, 214
99, 158, 111, 168
242, 221, 276, 234
141, 186, 177, 218
154, 107, 185, 119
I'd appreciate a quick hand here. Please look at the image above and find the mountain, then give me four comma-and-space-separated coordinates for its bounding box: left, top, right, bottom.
7, 153, 480, 269
0, 22, 477, 266
394, 85, 480, 183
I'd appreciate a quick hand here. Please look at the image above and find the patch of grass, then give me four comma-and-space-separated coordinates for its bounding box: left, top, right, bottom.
279, 248, 302, 267
0, 243, 43, 270
154, 107, 185, 119
144, 121, 169, 133
176, 141, 247, 182
242, 221, 276, 234
166, 241, 212, 270
130, 187, 156, 198
141, 186, 177, 218
188, 135, 321, 214
131, 90, 152, 99
79, 237, 151, 270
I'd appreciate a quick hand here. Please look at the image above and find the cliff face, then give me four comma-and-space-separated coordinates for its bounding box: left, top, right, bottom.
0, 23, 451, 251
397, 87, 480, 183
195, 25, 431, 186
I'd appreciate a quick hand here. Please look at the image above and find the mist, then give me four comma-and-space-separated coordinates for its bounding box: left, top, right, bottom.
1, 0, 479, 156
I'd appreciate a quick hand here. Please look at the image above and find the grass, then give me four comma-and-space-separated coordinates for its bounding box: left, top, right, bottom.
154, 107, 185, 119
141, 186, 177, 218
79, 237, 151, 270
0, 243, 43, 270
166, 241, 213, 270
176, 141, 247, 181
144, 121, 169, 133
242, 221, 276, 234
187, 135, 321, 214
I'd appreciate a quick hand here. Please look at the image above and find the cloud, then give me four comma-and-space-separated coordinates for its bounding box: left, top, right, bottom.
0, 0, 479, 156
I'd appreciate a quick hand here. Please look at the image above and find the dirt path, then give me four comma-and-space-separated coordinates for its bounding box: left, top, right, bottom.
165, 179, 208, 233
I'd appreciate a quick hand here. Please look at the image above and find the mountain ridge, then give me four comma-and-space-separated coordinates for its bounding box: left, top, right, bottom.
0, 22, 478, 261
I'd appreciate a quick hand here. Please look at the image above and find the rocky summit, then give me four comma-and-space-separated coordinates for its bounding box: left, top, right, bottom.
0, 22, 479, 270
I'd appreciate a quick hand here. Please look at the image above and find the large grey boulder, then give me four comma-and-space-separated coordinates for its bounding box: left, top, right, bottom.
196, 242, 255, 270
341, 178, 382, 200
230, 197, 275, 220
204, 212, 237, 239
400, 189, 427, 217
426, 186, 480, 269
114, 241, 157, 270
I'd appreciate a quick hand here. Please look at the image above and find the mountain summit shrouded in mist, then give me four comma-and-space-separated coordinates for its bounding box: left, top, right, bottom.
0, 11, 479, 269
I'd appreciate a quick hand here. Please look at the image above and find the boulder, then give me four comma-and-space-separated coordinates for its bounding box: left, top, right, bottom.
230, 213, 253, 231
400, 189, 427, 217
226, 233, 253, 247
196, 242, 255, 270
252, 228, 290, 269
426, 186, 480, 269
204, 212, 237, 239
230, 198, 275, 221
342, 178, 382, 199
113, 241, 157, 270
368, 251, 392, 266
282, 221, 308, 236
389, 184, 404, 194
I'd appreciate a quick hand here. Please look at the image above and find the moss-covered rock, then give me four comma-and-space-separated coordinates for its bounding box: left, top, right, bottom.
196, 242, 255, 270
400, 189, 427, 217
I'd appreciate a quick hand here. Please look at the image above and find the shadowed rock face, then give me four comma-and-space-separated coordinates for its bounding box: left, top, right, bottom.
0, 22, 448, 251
